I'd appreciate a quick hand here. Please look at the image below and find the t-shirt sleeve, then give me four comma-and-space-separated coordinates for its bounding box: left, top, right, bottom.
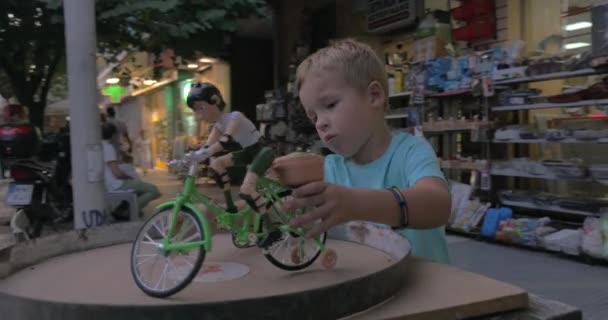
401, 137, 445, 186
323, 155, 337, 184
102, 142, 117, 163
214, 112, 241, 133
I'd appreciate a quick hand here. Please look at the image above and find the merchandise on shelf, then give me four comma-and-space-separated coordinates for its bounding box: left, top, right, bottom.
494, 217, 552, 247
499, 189, 608, 216
540, 229, 582, 255
498, 89, 542, 106
480, 207, 512, 238
494, 125, 538, 141
450, 198, 491, 232
546, 77, 608, 103
425, 56, 473, 92
582, 216, 604, 258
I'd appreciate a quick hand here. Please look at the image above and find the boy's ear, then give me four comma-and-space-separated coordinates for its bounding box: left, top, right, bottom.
367, 81, 386, 110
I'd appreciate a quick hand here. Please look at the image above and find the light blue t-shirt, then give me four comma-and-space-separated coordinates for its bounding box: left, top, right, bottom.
324, 132, 450, 264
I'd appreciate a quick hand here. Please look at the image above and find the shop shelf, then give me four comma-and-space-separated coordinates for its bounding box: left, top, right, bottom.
492, 138, 608, 144
494, 68, 608, 85
500, 199, 599, 217
388, 91, 412, 99
385, 114, 408, 119
492, 98, 608, 112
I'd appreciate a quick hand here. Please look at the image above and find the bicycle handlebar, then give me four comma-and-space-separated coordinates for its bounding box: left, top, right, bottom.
168, 159, 198, 177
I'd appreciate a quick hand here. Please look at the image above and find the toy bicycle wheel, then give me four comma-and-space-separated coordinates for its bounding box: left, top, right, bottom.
130, 207, 205, 298
263, 225, 327, 271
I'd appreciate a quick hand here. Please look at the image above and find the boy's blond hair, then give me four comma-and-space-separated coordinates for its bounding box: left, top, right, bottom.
295, 38, 388, 107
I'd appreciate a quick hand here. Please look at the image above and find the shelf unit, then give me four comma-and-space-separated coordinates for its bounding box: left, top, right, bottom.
494, 68, 605, 85
493, 138, 608, 144
490, 66, 608, 224
490, 168, 597, 183
493, 98, 608, 112
499, 199, 599, 217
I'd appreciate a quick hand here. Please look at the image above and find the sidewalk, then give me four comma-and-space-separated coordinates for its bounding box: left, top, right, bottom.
0, 168, 231, 246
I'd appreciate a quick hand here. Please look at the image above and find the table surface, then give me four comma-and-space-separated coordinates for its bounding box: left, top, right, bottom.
344, 258, 581, 320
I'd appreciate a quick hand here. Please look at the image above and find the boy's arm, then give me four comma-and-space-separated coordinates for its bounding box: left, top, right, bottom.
287, 177, 450, 237
285, 137, 451, 237
348, 177, 450, 229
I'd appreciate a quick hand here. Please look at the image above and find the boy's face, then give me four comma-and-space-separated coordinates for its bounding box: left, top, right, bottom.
192, 100, 221, 122
299, 71, 382, 158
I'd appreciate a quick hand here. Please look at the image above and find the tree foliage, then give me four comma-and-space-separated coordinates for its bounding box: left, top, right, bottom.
0, 0, 266, 129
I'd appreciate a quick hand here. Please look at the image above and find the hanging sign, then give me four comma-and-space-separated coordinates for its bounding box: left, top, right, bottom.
367, 0, 419, 33
102, 85, 129, 103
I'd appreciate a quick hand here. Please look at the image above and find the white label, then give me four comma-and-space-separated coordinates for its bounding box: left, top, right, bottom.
6, 184, 34, 206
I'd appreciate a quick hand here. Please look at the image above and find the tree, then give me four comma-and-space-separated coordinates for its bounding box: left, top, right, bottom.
0, 0, 266, 129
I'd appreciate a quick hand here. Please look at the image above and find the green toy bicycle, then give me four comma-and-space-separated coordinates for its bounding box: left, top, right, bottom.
130, 149, 327, 298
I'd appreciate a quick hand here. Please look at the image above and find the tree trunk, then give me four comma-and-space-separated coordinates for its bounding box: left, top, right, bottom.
28, 102, 46, 132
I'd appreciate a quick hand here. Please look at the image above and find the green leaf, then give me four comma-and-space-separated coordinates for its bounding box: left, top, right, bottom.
218, 19, 237, 32
42, 0, 63, 10
196, 9, 226, 22
99, 0, 179, 19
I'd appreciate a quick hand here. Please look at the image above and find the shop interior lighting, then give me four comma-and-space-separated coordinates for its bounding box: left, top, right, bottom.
564, 21, 592, 31
187, 63, 198, 69
564, 42, 590, 50
105, 77, 120, 84
143, 79, 157, 86
199, 57, 215, 64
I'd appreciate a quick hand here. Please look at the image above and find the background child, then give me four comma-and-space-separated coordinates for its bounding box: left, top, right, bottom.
277, 39, 452, 264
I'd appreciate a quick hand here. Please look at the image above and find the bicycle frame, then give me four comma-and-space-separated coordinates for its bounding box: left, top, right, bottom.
157, 163, 266, 254
157, 162, 324, 254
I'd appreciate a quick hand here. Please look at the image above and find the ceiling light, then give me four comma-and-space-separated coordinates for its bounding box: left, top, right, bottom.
143, 79, 157, 86
106, 77, 120, 84
564, 42, 590, 50
564, 21, 592, 31
199, 57, 215, 64
187, 63, 198, 69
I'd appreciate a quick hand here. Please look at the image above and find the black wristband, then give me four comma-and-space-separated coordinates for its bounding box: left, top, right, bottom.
387, 186, 409, 229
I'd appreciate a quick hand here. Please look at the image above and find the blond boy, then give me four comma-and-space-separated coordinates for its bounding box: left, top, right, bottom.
281, 39, 451, 263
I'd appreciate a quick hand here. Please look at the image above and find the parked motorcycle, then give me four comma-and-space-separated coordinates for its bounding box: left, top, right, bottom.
1, 123, 73, 240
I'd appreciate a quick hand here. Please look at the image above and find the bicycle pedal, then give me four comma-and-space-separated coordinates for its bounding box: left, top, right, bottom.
256, 230, 282, 249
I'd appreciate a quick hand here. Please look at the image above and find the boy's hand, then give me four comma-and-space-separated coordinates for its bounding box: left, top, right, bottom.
283, 181, 356, 238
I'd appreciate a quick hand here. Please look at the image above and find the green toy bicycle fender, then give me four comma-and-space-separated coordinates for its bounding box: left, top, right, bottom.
156, 201, 213, 252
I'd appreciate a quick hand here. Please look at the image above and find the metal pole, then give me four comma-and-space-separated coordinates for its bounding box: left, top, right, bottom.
63, 0, 106, 230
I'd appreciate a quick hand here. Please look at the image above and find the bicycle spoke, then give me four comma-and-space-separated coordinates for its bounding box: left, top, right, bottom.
181, 254, 195, 268
132, 207, 206, 297
181, 232, 200, 243
174, 219, 193, 241
136, 255, 157, 267
167, 259, 181, 284
155, 261, 168, 290
152, 222, 167, 239
144, 233, 160, 244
